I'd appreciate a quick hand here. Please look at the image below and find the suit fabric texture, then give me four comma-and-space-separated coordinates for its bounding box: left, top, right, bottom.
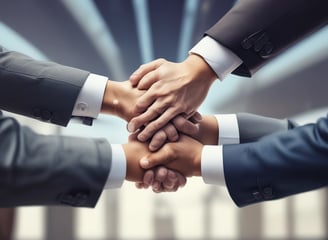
206, 0, 328, 77
205, 0, 328, 207
0, 47, 111, 207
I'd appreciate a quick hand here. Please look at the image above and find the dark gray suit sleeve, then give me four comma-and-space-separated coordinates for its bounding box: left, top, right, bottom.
205, 0, 328, 77
0, 113, 111, 208
223, 115, 328, 207
236, 113, 296, 143
0, 46, 90, 126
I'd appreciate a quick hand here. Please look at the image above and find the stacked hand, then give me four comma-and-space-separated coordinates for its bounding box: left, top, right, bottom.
103, 54, 218, 193
128, 54, 217, 142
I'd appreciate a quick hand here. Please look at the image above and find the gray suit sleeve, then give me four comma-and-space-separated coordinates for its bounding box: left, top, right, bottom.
205, 0, 328, 77
0, 112, 111, 208
236, 113, 296, 143
0, 46, 90, 126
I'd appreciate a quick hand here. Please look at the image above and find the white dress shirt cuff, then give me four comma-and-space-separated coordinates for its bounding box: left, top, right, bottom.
214, 114, 240, 145
104, 144, 126, 189
189, 36, 242, 80
201, 145, 226, 186
72, 73, 108, 118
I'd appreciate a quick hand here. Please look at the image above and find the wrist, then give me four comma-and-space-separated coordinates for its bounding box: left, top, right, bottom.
198, 115, 219, 145
122, 142, 145, 182
101, 80, 131, 121
185, 54, 217, 84
101, 80, 118, 116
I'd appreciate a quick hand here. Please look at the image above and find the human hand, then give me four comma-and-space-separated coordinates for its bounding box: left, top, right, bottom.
101, 80, 200, 151
173, 114, 219, 145
139, 135, 203, 177
128, 54, 217, 142
148, 112, 202, 151
101, 80, 143, 122
135, 166, 186, 193
123, 135, 188, 192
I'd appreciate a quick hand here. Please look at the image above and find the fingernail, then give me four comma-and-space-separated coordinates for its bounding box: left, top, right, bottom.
127, 123, 136, 132
194, 114, 202, 121
153, 182, 159, 191
132, 70, 141, 76
140, 158, 149, 167
129, 74, 137, 81
149, 144, 157, 152
138, 134, 147, 142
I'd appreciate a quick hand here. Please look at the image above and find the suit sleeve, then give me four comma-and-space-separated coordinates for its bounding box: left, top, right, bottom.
205, 0, 328, 77
0, 46, 90, 126
0, 113, 111, 208
223, 115, 328, 207
236, 112, 296, 143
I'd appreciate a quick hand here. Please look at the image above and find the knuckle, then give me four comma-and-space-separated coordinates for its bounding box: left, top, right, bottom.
139, 64, 146, 70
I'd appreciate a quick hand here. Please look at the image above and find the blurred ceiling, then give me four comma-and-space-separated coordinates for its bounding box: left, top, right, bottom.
0, 0, 234, 80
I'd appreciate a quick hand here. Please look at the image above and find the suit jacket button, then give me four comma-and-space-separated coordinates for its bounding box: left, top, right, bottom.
259, 43, 274, 58
33, 108, 41, 118
252, 191, 262, 200
241, 30, 264, 50
74, 192, 89, 206
60, 194, 74, 205
254, 32, 269, 52
241, 38, 253, 50
41, 110, 52, 121
263, 187, 273, 199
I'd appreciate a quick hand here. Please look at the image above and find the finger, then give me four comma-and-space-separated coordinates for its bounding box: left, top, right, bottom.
174, 170, 187, 187
137, 107, 180, 142
154, 166, 168, 182
129, 58, 165, 87
173, 115, 199, 135
127, 131, 140, 141
152, 180, 163, 193
189, 111, 202, 123
163, 123, 179, 142
142, 170, 155, 188
162, 170, 178, 191
149, 130, 167, 152
139, 146, 171, 170
127, 97, 161, 133
149, 124, 178, 151
138, 71, 159, 90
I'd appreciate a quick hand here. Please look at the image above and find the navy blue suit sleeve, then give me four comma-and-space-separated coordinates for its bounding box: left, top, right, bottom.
223, 115, 328, 207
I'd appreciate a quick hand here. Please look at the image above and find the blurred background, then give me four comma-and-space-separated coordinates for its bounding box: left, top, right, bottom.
1, 0, 328, 239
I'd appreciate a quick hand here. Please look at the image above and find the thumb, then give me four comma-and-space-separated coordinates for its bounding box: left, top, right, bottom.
139, 151, 169, 170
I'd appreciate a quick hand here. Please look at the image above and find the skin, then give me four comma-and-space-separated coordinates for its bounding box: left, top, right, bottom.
123, 134, 187, 191
101, 80, 200, 151
139, 135, 204, 178
139, 115, 220, 191
101, 80, 188, 191
128, 54, 217, 143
